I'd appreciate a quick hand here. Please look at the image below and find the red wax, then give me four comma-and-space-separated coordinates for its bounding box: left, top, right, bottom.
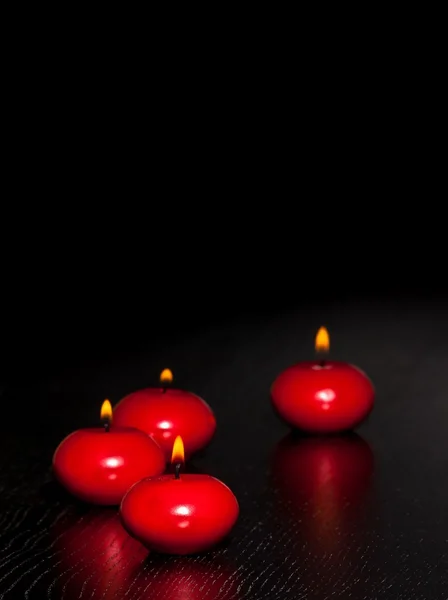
53, 427, 165, 505
120, 473, 239, 555
113, 388, 216, 459
271, 360, 374, 433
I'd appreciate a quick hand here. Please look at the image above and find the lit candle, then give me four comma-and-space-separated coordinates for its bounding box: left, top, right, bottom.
113, 369, 216, 460
120, 435, 239, 554
271, 327, 374, 433
53, 400, 165, 505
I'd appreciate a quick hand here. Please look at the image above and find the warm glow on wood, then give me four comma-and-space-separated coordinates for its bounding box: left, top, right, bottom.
315, 327, 330, 352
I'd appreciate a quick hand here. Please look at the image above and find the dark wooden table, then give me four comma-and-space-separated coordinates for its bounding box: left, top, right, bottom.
1, 299, 447, 599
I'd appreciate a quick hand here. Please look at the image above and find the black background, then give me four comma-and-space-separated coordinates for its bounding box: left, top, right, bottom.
1, 50, 447, 595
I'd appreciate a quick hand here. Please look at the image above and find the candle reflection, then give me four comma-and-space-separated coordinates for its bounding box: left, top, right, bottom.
51, 508, 147, 599
129, 557, 241, 599
51, 508, 241, 599
271, 432, 374, 553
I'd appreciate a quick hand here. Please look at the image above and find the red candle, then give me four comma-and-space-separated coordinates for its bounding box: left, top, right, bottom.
271, 327, 374, 433
113, 369, 216, 460
53, 400, 165, 505
120, 436, 239, 555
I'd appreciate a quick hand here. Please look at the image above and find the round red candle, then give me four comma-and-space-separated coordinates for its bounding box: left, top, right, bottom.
113, 369, 216, 459
120, 436, 239, 555
53, 400, 165, 505
271, 327, 374, 433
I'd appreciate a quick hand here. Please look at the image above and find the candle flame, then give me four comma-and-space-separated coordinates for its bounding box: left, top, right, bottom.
100, 399, 113, 424
315, 326, 330, 352
160, 368, 173, 384
171, 435, 185, 465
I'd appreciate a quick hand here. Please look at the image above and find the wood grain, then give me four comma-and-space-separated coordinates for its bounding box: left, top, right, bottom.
1, 301, 448, 598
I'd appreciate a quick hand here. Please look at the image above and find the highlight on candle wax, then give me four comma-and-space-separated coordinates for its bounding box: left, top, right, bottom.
101, 399, 113, 431
315, 326, 330, 353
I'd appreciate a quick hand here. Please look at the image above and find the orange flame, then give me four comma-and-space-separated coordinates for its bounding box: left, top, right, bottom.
171, 435, 185, 465
100, 399, 113, 423
315, 326, 330, 352
160, 368, 173, 384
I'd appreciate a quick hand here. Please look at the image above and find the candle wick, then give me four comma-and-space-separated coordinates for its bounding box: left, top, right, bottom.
319, 359, 326, 367
174, 463, 181, 479
162, 386, 167, 394
104, 422, 110, 432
